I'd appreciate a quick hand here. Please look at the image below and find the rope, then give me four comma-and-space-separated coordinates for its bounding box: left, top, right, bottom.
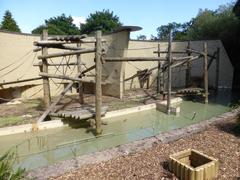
19, 52, 37, 80
0, 49, 33, 72
28, 87, 43, 98
0, 51, 33, 78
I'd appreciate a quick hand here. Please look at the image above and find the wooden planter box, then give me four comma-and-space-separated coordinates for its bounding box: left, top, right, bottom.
169, 149, 219, 180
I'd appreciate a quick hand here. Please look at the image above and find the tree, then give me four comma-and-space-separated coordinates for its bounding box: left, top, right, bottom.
80, 9, 122, 34
233, 0, 240, 17
32, 14, 80, 35
0, 10, 21, 32
156, 21, 192, 40
137, 34, 147, 40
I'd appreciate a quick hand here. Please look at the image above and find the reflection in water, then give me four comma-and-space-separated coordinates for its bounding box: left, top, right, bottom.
0, 90, 238, 170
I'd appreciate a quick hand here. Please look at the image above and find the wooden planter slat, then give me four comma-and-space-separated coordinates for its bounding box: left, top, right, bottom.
169, 149, 219, 180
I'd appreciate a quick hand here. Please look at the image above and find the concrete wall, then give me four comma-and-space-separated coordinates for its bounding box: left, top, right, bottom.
0, 30, 233, 100
125, 40, 233, 91
0, 30, 129, 99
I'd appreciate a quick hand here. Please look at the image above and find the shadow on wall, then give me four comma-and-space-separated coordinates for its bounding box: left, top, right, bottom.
0, 85, 37, 100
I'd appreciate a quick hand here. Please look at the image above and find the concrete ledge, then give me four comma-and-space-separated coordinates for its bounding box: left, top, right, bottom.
103, 103, 156, 120
156, 97, 182, 115
0, 103, 157, 136
0, 120, 66, 136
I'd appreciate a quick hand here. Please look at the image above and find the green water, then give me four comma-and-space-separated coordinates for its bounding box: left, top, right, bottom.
0, 90, 237, 170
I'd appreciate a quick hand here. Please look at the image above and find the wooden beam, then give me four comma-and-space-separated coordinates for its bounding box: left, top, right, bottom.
95, 30, 102, 135
39, 72, 81, 81
204, 42, 208, 104
77, 43, 84, 104
186, 41, 192, 87
167, 30, 172, 115
157, 43, 161, 94
47, 45, 84, 51
0, 77, 42, 86
41, 30, 51, 108
104, 56, 193, 62
47, 34, 88, 41
215, 47, 220, 92
124, 66, 158, 82
153, 50, 186, 54
37, 81, 74, 123
171, 55, 201, 68
34, 45, 84, 51
81, 65, 96, 76
207, 51, 217, 70
104, 57, 167, 62
80, 38, 106, 43
186, 48, 216, 59
34, 40, 69, 46
33, 62, 81, 66
37, 48, 95, 59
39, 72, 109, 84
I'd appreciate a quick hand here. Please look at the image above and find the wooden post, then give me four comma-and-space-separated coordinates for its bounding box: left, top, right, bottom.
95, 30, 102, 135
204, 42, 208, 104
77, 43, 84, 104
157, 43, 162, 94
186, 41, 191, 87
167, 30, 173, 114
215, 47, 220, 92
41, 30, 51, 108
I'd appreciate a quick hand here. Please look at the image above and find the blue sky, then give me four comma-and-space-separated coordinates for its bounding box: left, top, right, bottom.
0, 0, 234, 39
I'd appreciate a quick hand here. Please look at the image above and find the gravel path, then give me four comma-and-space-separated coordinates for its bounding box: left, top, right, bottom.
53, 119, 240, 180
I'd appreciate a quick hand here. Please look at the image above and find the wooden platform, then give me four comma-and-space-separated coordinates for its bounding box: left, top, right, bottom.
50, 106, 108, 120
177, 88, 204, 95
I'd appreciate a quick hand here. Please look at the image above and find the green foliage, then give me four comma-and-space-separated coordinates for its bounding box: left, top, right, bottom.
186, 4, 240, 68
32, 14, 80, 35
230, 100, 240, 109
0, 10, 21, 32
0, 151, 25, 180
156, 21, 192, 40
233, 0, 240, 17
155, 2, 240, 70
137, 34, 147, 40
80, 9, 122, 34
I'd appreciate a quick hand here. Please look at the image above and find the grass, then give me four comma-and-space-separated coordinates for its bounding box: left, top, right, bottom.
0, 116, 24, 128
0, 151, 25, 180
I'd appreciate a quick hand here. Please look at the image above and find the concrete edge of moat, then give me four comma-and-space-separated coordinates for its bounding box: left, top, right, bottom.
0, 102, 157, 136
27, 108, 240, 180
0, 98, 185, 136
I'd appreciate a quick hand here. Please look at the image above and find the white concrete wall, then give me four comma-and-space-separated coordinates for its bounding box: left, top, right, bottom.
0, 30, 130, 99
0, 30, 233, 100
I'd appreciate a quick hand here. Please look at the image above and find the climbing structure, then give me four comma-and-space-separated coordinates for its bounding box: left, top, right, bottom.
34, 30, 106, 135
33, 29, 220, 135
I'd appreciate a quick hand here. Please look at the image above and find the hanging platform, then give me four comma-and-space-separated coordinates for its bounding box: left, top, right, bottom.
50, 106, 108, 120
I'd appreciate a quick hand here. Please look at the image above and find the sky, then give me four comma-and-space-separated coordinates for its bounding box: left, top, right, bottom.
0, 0, 235, 39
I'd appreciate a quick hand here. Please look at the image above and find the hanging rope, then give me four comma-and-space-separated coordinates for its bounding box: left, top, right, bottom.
0, 49, 33, 72
0, 51, 33, 78
19, 52, 38, 80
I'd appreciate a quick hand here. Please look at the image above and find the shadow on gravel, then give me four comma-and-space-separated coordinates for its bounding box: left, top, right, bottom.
160, 161, 176, 179
215, 117, 240, 137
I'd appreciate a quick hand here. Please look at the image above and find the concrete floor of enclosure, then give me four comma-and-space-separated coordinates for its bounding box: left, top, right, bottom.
0, 90, 237, 170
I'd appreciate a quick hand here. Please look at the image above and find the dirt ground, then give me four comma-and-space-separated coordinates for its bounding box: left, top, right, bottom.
53, 118, 240, 180
0, 89, 159, 127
